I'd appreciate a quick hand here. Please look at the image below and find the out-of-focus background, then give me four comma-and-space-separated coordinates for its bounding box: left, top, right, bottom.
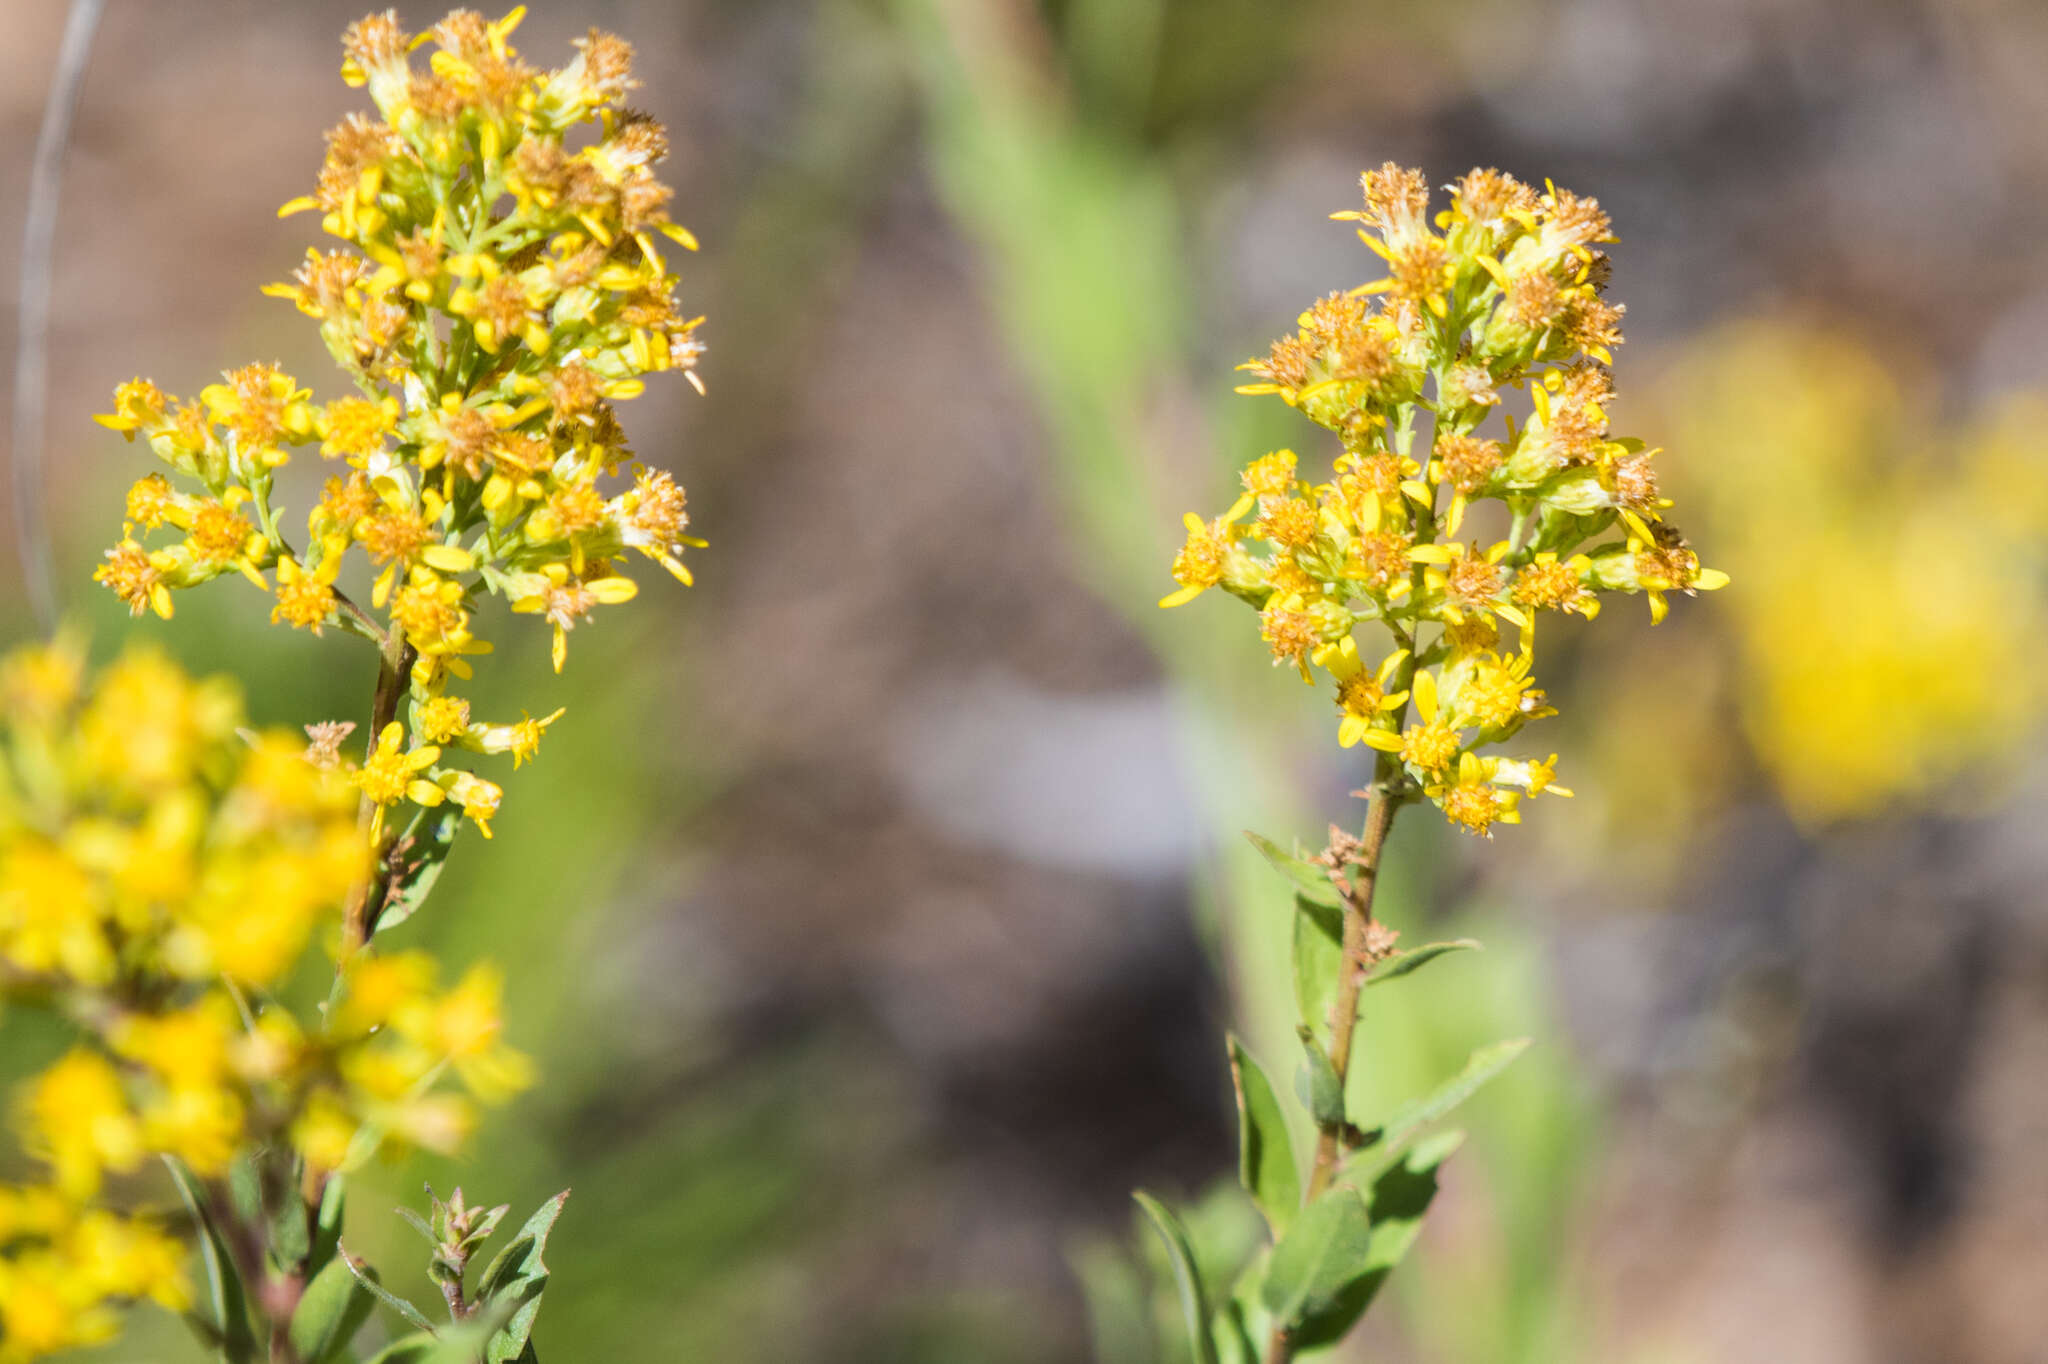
5, 0, 2048, 1359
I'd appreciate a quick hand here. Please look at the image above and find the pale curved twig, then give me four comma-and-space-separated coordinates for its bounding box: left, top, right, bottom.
12, 0, 105, 632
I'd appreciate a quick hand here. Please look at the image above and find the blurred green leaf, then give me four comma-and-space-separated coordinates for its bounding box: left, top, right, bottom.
1287, 1131, 1467, 1351
475, 1189, 569, 1363
1069, 1233, 1156, 1364
1257, 1186, 1369, 1334
1210, 1296, 1256, 1364
1246, 833, 1342, 910
309, 1176, 346, 1278
1133, 1191, 1219, 1364
1292, 891, 1342, 1048
362, 1333, 442, 1364
227, 1154, 262, 1229
1227, 1035, 1299, 1237
289, 1254, 375, 1364
361, 1316, 508, 1364
1293, 1026, 1345, 1127
272, 1181, 312, 1272
1354, 1038, 1530, 1178
396, 1204, 437, 1246
1363, 939, 1482, 987
164, 1156, 257, 1364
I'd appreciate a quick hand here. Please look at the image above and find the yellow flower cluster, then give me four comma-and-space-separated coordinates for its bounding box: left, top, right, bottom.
1167, 165, 1723, 834
0, 643, 529, 1361
1653, 322, 2048, 822
94, 7, 704, 839
0, 1187, 185, 1364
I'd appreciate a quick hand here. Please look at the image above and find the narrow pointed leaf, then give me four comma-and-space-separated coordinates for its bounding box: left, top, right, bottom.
1293, 1027, 1345, 1127
289, 1254, 376, 1364
1068, 1235, 1153, 1364
1211, 1297, 1257, 1364
475, 1189, 570, 1364
164, 1156, 257, 1364
1362, 939, 1481, 987
1245, 832, 1343, 909
271, 1201, 311, 1271
1291, 893, 1343, 1047
362, 1336, 442, 1364
1132, 1191, 1219, 1364
1354, 1038, 1530, 1175
1228, 1036, 1300, 1237
225, 1154, 263, 1227
362, 1317, 509, 1364
339, 1243, 438, 1334
309, 1175, 346, 1277
374, 806, 462, 935
1258, 1186, 1371, 1332
1287, 1132, 1466, 1349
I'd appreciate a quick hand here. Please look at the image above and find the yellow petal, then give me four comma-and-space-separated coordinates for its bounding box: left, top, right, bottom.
1412, 669, 1438, 722
421, 545, 475, 573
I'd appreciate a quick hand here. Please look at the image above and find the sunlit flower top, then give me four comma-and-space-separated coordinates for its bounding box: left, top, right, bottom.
94, 7, 704, 840
1166, 165, 1723, 835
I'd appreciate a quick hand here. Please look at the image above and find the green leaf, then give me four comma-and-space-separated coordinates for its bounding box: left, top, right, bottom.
1131, 1191, 1218, 1364
1339, 1132, 1462, 1332
226, 1154, 263, 1229
1293, 1027, 1345, 1128
1291, 893, 1343, 1047
1286, 1132, 1467, 1351
1245, 833, 1343, 910
164, 1156, 257, 1364
374, 806, 462, 935
474, 1189, 570, 1364
339, 1244, 437, 1334
1211, 1296, 1257, 1364
361, 1319, 508, 1364
270, 1183, 312, 1272
396, 1205, 437, 1245
362, 1333, 442, 1364
289, 1254, 376, 1364
1257, 1187, 1371, 1333
308, 1176, 346, 1279
1355, 1037, 1530, 1175
1227, 1036, 1299, 1237
1362, 939, 1482, 987
1068, 1235, 1153, 1364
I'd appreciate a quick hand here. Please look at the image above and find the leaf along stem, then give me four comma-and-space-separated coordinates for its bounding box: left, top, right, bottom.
1266, 772, 1402, 1364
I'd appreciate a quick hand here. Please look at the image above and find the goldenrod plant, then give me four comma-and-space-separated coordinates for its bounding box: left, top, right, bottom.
1143, 166, 1720, 1363
1, 9, 700, 1361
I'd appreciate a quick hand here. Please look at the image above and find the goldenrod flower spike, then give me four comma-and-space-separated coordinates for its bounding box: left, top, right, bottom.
92, 6, 708, 852
39, 15, 708, 1354
1169, 163, 1719, 834
1157, 166, 1715, 1364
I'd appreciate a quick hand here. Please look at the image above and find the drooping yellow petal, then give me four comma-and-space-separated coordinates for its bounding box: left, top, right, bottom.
1412, 669, 1438, 723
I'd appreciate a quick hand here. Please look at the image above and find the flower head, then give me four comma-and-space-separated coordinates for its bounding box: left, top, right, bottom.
1172, 165, 1719, 832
